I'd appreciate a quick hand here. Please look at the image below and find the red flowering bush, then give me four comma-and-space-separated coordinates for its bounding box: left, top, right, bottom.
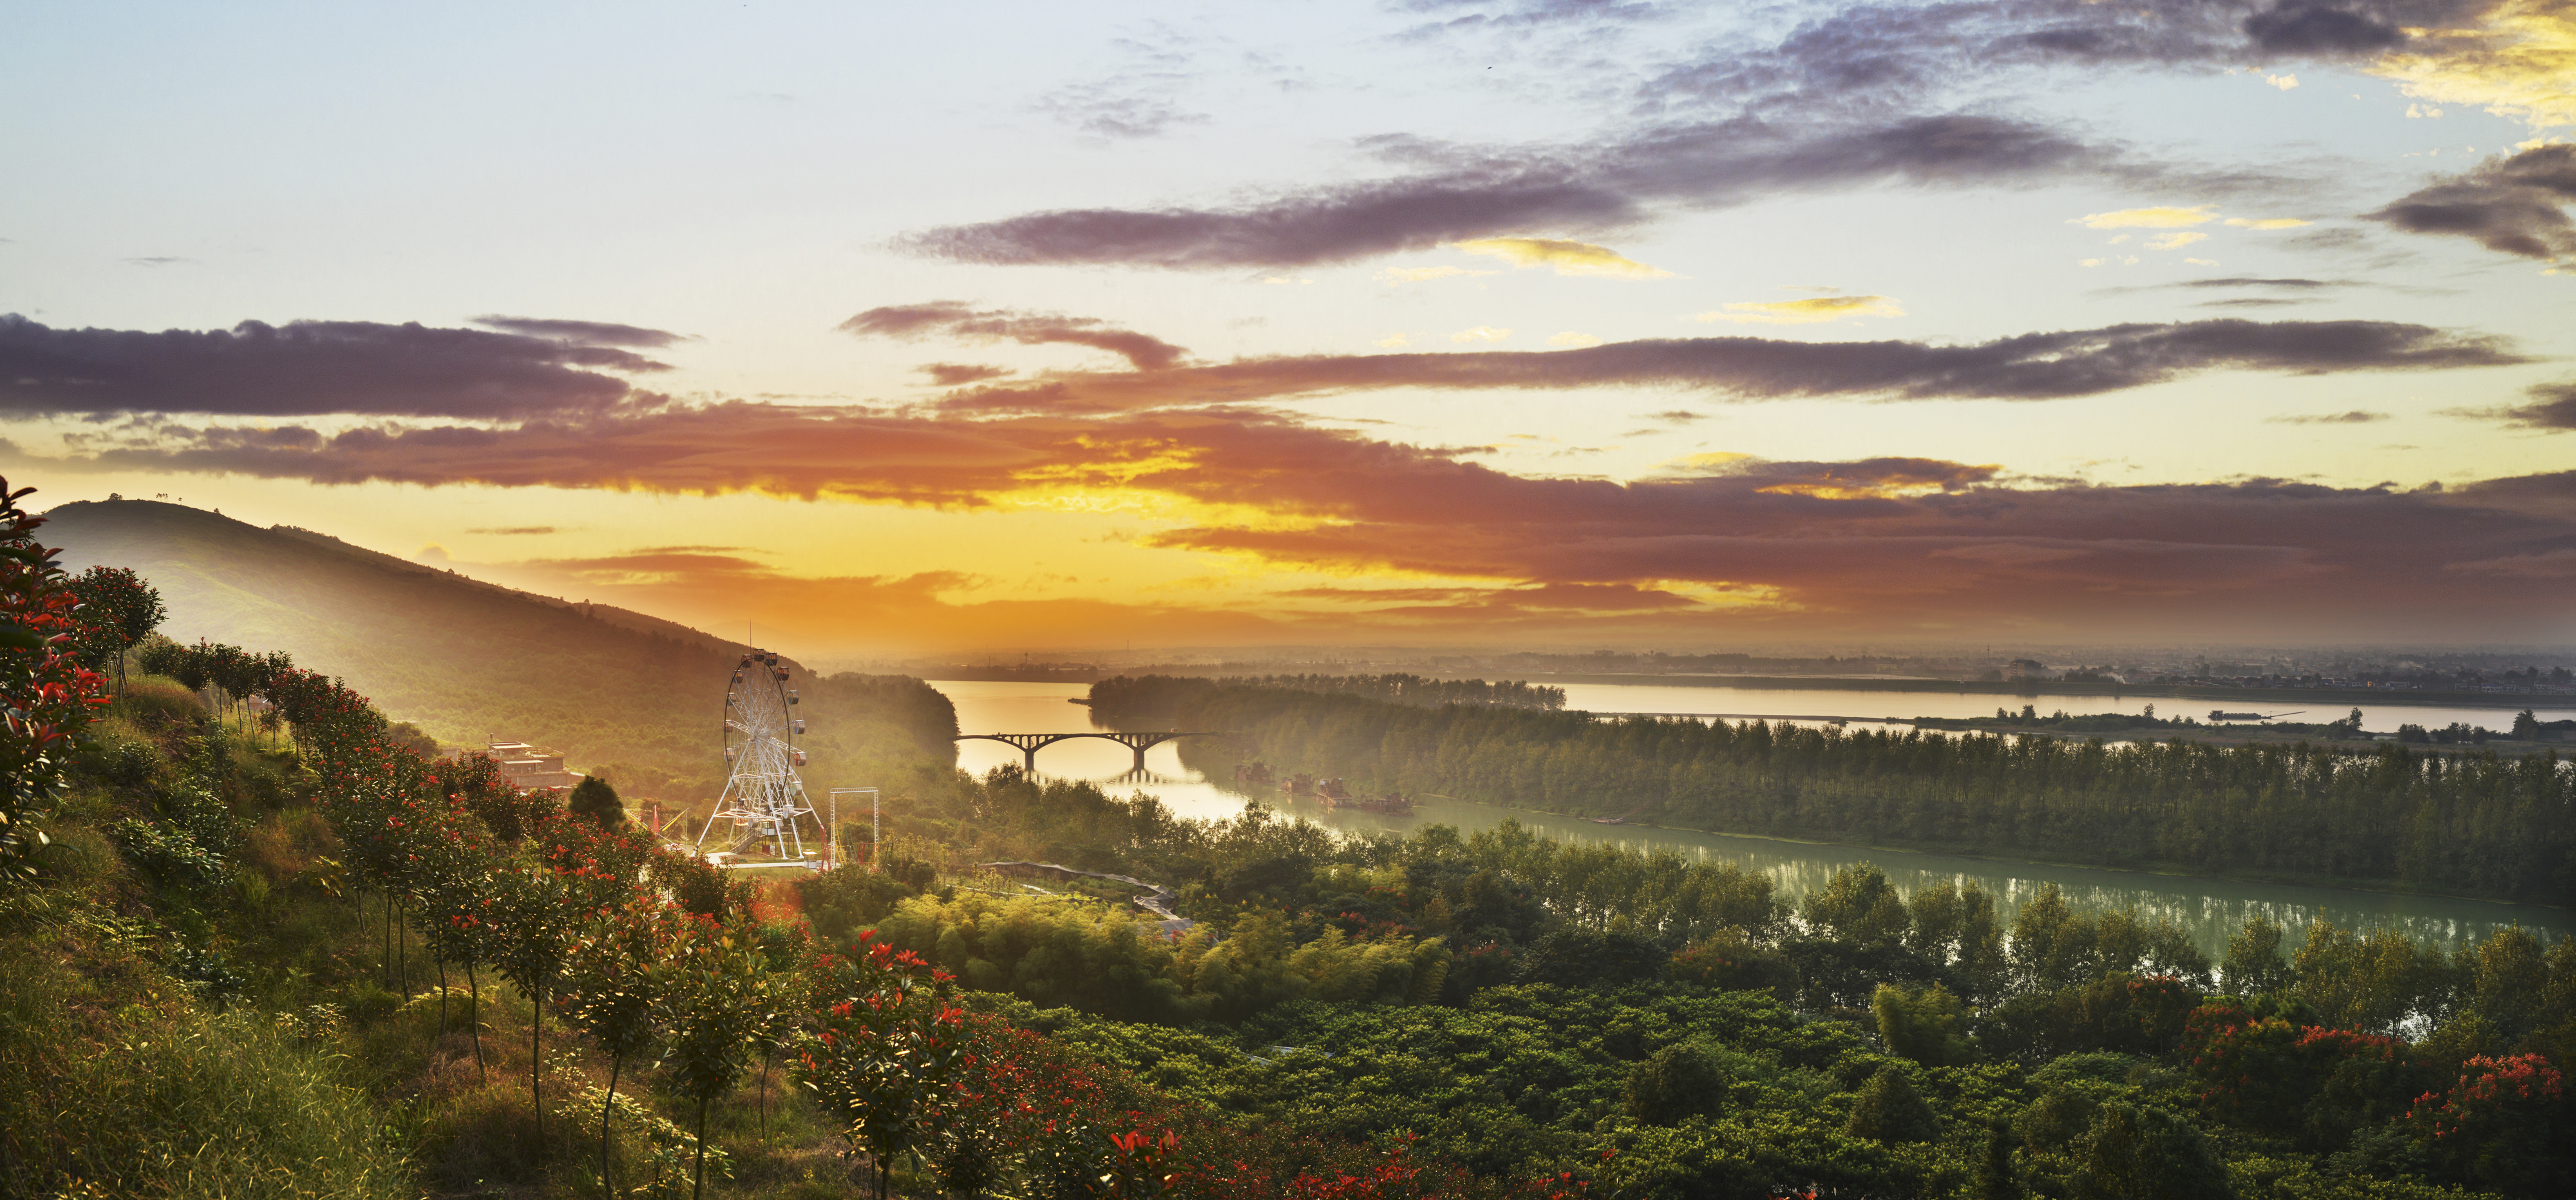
2406, 1053, 2570, 1197
2186, 1003, 2420, 1141
799, 931, 972, 1199
0, 477, 109, 882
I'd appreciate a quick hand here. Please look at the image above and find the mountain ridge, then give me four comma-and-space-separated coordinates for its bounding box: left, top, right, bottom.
41, 499, 954, 801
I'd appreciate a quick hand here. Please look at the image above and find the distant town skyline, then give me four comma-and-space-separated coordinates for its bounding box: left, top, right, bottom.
5, 1, 2571, 654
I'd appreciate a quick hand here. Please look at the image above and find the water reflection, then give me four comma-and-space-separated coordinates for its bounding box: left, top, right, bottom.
931, 680, 2572, 961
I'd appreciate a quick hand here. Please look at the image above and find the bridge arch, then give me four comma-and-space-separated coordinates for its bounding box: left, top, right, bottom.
954, 730, 1229, 773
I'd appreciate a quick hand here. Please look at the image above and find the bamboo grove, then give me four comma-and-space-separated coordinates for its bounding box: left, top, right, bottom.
1159, 683, 2576, 903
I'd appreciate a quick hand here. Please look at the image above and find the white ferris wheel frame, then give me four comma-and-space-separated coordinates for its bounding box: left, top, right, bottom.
694, 648, 817, 861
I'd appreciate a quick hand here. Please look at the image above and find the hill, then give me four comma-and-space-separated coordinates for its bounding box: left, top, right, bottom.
43, 499, 956, 802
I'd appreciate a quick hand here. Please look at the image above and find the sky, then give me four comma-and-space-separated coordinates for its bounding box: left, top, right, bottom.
3, 0, 2571, 657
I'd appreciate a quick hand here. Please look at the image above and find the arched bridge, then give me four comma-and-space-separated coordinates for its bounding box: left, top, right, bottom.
956, 730, 1230, 773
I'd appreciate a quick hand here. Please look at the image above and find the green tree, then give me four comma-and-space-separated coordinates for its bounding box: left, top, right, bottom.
1907, 879, 1965, 961
1624, 1042, 1728, 1125
2009, 884, 2096, 992
1873, 982, 1972, 1067
1802, 863, 1910, 946
64, 564, 164, 694
1971, 1116, 2018, 1200
2070, 1103, 2232, 1200
2222, 914, 2295, 996
1955, 881, 2011, 1002
1846, 1064, 1938, 1143
653, 913, 777, 1200
567, 774, 626, 827
562, 896, 677, 1196
490, 844, 582, 1156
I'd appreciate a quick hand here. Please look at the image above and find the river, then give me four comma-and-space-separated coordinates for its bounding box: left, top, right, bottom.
929, 680, 2572, 959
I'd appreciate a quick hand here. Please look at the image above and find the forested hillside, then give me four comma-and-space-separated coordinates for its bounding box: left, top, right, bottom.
1164, 683, 2576, 905
44, 499, 955, 797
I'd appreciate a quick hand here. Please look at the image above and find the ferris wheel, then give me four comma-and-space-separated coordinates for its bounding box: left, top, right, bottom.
693, 649, 817, 861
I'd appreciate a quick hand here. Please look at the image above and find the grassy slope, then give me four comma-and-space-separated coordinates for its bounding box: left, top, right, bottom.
44, 499, 956, 803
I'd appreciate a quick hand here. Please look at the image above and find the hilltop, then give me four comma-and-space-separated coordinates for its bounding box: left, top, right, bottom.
43, 499, 955, 801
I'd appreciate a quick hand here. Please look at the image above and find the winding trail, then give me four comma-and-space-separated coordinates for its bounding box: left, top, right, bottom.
978, 861, 1194, 935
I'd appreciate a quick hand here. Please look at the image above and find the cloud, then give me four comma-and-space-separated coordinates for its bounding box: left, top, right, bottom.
2175, 276, 2352, 289
1455, 236, 1674, 277
2461, 379, 2576, 430
2266, 410, 2390, 423
2224, 216, 2313, 229
918, 363, 1015, 386
2148, 231, 2210, 249
2243, 3, 2405, 55
2075, 205, 2219, 229
900, 0, 2535, 283
1548, 332, 1604, 347
1038, 89, 1209, 140
2441, 548, 2576, 578
1695, 295, 1905, 324
1640, 409, 1707, 423
2371, 1, 2576, 135
2365, 144, 2576, 263
467, 526, 559, 535
1451, 327, 1513, 343
0, 313, 663, 418
839, 301, 1189, 370
925, 316, 2521, 415
1374, 334, 1412, 348
2262, 72, 2302, 90
122, 256, 192, 267
468, 316, 692, 348
28, 399, 2576, 639
904, 114, 2103, 268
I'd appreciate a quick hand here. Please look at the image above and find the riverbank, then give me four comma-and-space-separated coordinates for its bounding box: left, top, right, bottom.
1480, 801, 2571, 913
931, 680, 2575, 955
1452, 671, 2573, 713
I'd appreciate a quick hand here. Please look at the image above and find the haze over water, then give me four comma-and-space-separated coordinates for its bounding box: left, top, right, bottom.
935, 680, 2573, 961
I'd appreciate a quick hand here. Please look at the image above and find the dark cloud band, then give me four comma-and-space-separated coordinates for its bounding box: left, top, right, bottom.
21, 402, 2572, 636
841, 301, 1189, 370
2367, 146, 2576, 263
927, 317, 2523, 413
0, 314, 663, 419
468, 316, 692, 348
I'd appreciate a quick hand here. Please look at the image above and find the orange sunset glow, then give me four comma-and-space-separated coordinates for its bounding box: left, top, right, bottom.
5, 1, 2570, 656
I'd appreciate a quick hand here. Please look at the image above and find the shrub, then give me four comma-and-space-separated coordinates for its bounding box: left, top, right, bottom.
2070, 1102, 2231, 1200
1873, 982, 1971, 1066
1846, 1064, 1938, 1143
2406, 1053, 2571, 1197
1625, 1042, 1730, 1125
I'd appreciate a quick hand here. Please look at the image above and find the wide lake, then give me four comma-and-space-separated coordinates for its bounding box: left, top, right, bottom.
929, 680, 2571, 960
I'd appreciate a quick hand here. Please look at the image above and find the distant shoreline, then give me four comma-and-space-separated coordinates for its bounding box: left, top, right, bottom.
918, 666, 2572, 713
1432, 671, 2575, 713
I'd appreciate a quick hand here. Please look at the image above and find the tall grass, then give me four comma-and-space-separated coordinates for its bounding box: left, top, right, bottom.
0, 955, 416, 1199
